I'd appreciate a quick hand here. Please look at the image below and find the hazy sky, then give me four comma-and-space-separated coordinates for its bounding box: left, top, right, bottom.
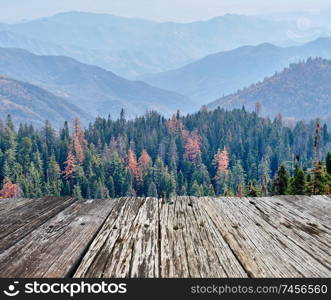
1, 0, 331, 23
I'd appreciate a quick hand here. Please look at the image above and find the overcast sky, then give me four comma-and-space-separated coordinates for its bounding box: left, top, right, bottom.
1, 0, 331, 23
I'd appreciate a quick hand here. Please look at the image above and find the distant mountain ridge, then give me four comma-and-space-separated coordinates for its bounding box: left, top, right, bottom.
207, 57, 331, 124
0, 11, 326, 77
0, 47, 194, 121
0, 76, 90, 127
140, 37, 331, 105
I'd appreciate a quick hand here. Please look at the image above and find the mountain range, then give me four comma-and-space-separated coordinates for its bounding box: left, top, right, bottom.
0, 11, 327, 78
0, 47, 193, 122
0, 75, 90, 127
208, 57, 331, 124
0, 12, 331, 127
140, 37, 331, 105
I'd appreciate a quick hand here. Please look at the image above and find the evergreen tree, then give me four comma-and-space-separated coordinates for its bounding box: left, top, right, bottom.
273, 165, 289, 195
0, 110, 329, 199
312, 162, 328, 195
73, 184, 83, 199
107, 176, 115, 198
326, 152, 331, 175
46, 154, 62, 196
190, 181, 202, 197
147, 181, 158, 198
290, 167, 306, 195
247, 181, 259, 197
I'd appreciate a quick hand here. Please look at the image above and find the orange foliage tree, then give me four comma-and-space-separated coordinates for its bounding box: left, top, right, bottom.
72, 118, 87, 164
128, 148, 139, 179
138, 150, 152, 172
183, 130, 201, 162
167, 114, 184, 133
213, 147, 229, 172
237, 183, 244, 197
63, 146, 76, 180
0, 178, 22, 198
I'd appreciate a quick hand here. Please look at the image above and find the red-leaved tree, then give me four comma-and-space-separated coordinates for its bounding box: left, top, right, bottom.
0, 178, 22, 198
183, 130, 201, 162
63, 146, 76, 180
138, 150, 152, 171
167, 114, 184, 133
128, 148, 139, 179
72, 118, 87, 164
213, 147, 229, 172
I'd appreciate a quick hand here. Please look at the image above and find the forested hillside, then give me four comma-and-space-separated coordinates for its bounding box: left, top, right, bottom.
0, 109, 330, 199
0, 76, 90, 127
208, 58, 331, 125
141, 38, 331, 104
0, 47, 193, 121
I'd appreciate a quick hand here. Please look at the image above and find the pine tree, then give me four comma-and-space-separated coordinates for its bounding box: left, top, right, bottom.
46, 154, 62, 196
0, 178, 21, 198
248, 181, 259, 197
138, 150, 152, 172
72, 118, 87, 164
147, 181, 158, 198
326, 152, 331, 175
213, 147, 229, 172
213, 147, 230, 196
167, 114, 183, 133
107, 176, 115, 198
127, 148, 139, 179
63, 146, 76, 180
305, 173, 313, 195
73, 184, 83, 199
273, 165, 289, 195
207, 184, 216, 196
190, 181, 202, 197
290, 167, 305, 195
237, 183, 244, 197
312, 161, 328, 195
183, 130, 201, 162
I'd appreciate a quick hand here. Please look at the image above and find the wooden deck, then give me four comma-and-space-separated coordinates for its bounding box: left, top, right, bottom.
0, 196, 330, 278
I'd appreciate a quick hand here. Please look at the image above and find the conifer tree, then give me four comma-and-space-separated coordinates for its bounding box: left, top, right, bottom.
237, 183, 244, 197
63, 146, 76, 180
273, 165, 289, 195
147, 181, 158, 198
290, 167, 305, 195
46, 154, 62, 196
73, 184, 83, 199
312, 161, 328, 195
107, 176, 115, 198
0, 178, 21, 198
326, 152, 331, 175
190, 181, 202, 197
247, 181, 259, 197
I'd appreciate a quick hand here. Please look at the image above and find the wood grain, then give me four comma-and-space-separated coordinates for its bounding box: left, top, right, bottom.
0, 198, 115, 278
0, 196, 330, 278
0, 197, 77, 251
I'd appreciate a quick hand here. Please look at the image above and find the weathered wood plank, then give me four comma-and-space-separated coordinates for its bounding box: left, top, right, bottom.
200, 197, 331, 277
159, 196, 247, 277
241, 196, 331, 269
1, 196, 330, 278
270, 195, 331, 226
0, 197, 77, 251
76, 197, 248, 278
0, 198, 37, 217
74, 197, 160, 278
0, 198, 115, 278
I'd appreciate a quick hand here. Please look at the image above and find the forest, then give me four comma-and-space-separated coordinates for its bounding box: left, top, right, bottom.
0, 107, 330, 199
